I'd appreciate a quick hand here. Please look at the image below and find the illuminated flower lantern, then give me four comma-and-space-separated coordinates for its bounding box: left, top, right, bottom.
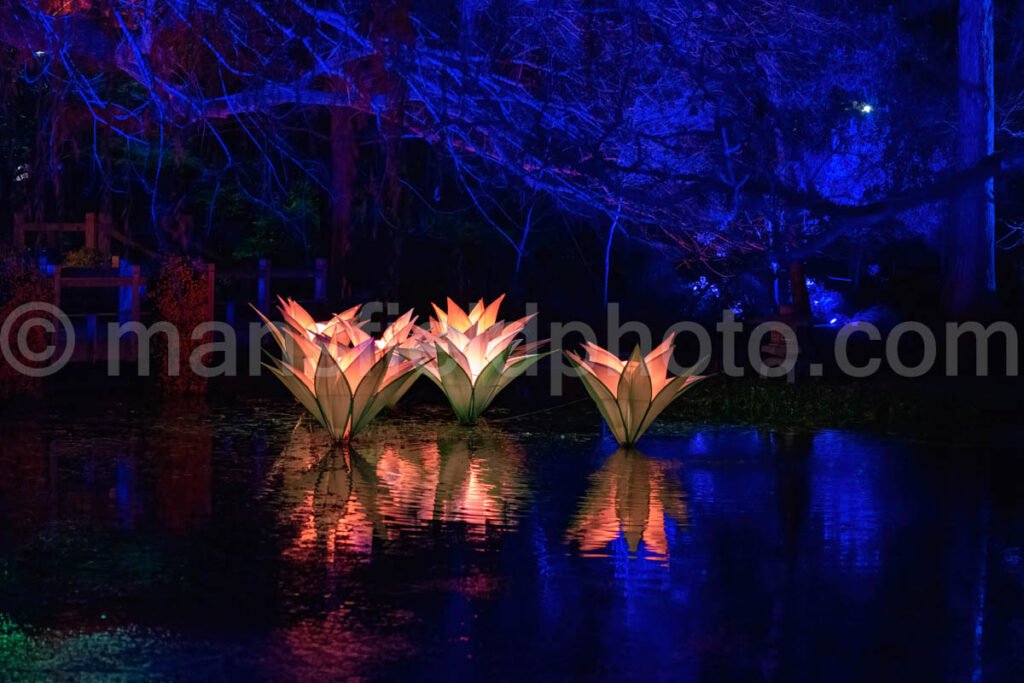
277, 297, 363, 343
255, 299, 422, 443
566, 334, 707, 446
416, 295, 548, 425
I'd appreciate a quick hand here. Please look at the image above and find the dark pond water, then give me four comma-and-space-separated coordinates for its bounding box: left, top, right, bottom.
1, 393, 1023, 681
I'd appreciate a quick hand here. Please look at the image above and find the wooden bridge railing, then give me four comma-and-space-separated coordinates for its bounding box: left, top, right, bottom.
14, 212, 156, 260
218, 258, 327, 321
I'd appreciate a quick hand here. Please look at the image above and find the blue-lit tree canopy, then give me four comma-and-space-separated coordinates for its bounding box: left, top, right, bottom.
1, 0, 1023, 315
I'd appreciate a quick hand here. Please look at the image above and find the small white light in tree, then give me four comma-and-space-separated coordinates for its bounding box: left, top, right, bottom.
859, 103, 873, 114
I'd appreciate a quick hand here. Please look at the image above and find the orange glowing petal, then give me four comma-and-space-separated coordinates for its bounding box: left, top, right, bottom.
582, 342, 626, 372
572, 355, 622, 396
430, 302, 449, 331
281, 359, 315, 391
281, 325, 322, 364
645, 334, 676, 395
336, 319, 371, 347
467, 298, 487, 324
478, 294, 506, 330
333, 304, 362, 322
283, 298, 320, 331
445, 298, 474, 332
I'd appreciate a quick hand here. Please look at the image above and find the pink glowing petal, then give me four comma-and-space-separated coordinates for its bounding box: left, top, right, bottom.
465, 331, 492, 380
338, 338, 377, 381
484, 325, 522, 359
500, 313, 534, 338
440, 340, 476, 382
515, 339, 549, 356
382, 354, 416, 384
421, 358, 441, 382
444, 326, 471, 353
379, 309, 417, 348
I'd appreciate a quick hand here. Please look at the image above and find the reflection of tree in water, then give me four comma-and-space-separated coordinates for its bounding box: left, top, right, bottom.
567, 449, 689, 559
275, 425, 528, 562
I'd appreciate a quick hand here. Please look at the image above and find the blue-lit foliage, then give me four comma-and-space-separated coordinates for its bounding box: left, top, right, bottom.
1, 0, 1021, 315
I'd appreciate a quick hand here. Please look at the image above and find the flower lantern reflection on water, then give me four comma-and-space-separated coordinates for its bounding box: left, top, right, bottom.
415, 295, 549, 425
566, 334, 707, 447
567, 448, 689, 558
256, 299, 423, 443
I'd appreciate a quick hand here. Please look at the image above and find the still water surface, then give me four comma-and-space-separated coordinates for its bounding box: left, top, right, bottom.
0, 395, 1022, 681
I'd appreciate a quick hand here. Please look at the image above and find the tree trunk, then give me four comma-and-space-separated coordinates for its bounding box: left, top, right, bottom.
945, 0, 995, 316
329, 107, 357, 297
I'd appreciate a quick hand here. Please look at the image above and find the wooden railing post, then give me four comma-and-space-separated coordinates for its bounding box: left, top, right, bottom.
131, 265, 142, 324
84, 213, 98, 251
314, 258, 328, 302
206, 263, 216, 323
257, 258, 271, 312
97, 213, 112, 257
53, 265, 62, 307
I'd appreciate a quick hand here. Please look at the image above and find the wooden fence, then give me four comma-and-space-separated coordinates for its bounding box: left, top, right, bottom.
218, 258, 327, 324
14, 212, 156, 260
10, 210, 329, 362
48, 263, 219, 362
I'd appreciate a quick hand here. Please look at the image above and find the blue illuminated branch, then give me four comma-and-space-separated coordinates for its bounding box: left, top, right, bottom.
1, 0, 1018, 270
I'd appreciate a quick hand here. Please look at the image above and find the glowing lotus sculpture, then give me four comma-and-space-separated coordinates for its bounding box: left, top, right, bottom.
277, 297, 363, 343
415, 295, 549, 425
255, 299, 422, 443
566, 334, 707, 446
